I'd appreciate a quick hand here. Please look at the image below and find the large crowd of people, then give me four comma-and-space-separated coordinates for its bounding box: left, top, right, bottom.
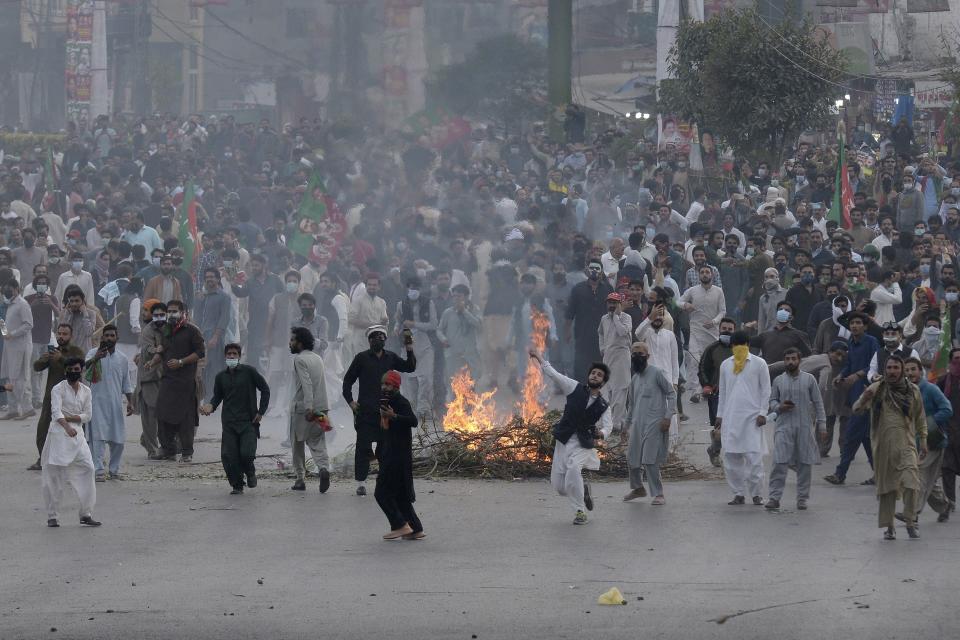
3, 109, 959, 540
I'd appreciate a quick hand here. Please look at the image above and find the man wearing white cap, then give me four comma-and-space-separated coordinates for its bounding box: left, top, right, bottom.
342, 324, 417, 496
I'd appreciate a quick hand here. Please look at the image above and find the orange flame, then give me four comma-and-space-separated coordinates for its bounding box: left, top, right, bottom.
518, 309, 550, 422
443, 367, 499, 436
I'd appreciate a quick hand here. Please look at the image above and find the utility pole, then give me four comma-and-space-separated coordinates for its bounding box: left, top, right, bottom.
547, 0, 572, 142
133, 0, 151, 114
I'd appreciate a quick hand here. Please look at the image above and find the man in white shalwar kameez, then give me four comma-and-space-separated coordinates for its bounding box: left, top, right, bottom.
716, 330, 770, 505
623, 342, 677, 504
41, 357, 101, 527
529, 350, 611, 526
1, 280, 35, 419
679, 265, 726, 402
84, 325, 134, 481
346, 275, 389, 364
598, 293, 632, 434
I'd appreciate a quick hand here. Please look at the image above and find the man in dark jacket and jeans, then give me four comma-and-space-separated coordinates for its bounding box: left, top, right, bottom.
202, 343, 270, 494
699, 317, 736, 466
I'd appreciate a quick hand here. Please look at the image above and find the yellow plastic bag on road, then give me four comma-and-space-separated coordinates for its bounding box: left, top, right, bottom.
597, 587, 626, 605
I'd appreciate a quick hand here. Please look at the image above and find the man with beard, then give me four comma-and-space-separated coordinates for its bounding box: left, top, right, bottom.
765, 348, 827, 510
393, 276, 437, 417
564, 259, 613, 382
622, 342, 676, 505
597, 293, 631, 437
29, 324, 85, 470
196, 268, 232, 403
679, 265, 726, 403
342, 325, 416, 497
136, 300, 165, 459
232, 254, 283, 370
716, 331, 770, 506
698, 318, 736, 466
853, 356, 927, 540
201, 343, 270, 495
1, 279, 35, 419
293, 293, 329, 355
375, 370, 424, 540
285, 327, 330, 493
156, 300, 205, 463
900, 358, 951, 524
528, 349, 611, 525
84, 325, 134, 481
143, 254, 183, 304
313, 273, 350, 375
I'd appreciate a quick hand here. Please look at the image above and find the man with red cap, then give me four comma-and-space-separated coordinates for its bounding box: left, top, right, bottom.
375, 370, 424, 540
598, 292, 632, 436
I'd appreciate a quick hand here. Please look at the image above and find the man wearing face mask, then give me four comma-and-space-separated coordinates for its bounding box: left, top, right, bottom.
622, 341, 676, 505
346, 273, 389, 365
135, 248, 165, 282
54, 252, 94, 305
136, 300, 165, 459
699, 318, 737, 466
293, 293, 329, 355
45, 245, 68, 289
26, 274, 60, 409
753, 267, 787, 333
156, 300, 205, 463
393, 276, 438, 418
785, 265, 822, 332
201, 343, 270, 495
30, 323, 85, 470
342, 325, 416, 497
84, 325, 134, 481
867, 322, 919, 382
907, 314, 943, 371
896, 173, 925, 229
1, 280, 35, 419
716, 331, 770, 505
196, 268, 232, 403
751, 302, 812, 365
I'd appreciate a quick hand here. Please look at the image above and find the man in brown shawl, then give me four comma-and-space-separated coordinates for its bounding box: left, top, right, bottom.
853, 355, 928, 540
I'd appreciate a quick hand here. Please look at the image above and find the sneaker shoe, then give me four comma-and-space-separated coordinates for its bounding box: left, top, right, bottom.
356, 485, 367, 496
906, 526, 920, 539
95, 473, 106, 483
622, 489, 646, 502
752, 496, 764, 506
319, 469, 330, 494
937, 511, 950, 523
728, 495, 745, 505
861, 477, 876, 486
573, 510, 588, 525
291, 479, 306, 491
583, 481, 593, 511
246, 471, 257, 488
47, 518, 59, 528
824, 474, 844, 485
108, 472, 123, 480
27, 460, 41, 471
765, 498, 780, 510
179, 456, 193, 464
79, 516, 102, 527
797, 499, 808, 510
651, 495, 665, 506
230, 485, 244, 495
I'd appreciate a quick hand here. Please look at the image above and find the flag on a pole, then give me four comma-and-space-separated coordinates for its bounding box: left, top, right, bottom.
930, 304, 953, 381
829, 122, 853, 230
287, 168, 347, 264
42, 149, 61, 214
177, 181, 200, 274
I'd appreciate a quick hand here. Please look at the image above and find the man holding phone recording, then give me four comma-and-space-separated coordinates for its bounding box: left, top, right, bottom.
29, 324, 85, 470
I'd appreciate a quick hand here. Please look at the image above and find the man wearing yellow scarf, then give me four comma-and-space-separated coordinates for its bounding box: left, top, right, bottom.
716, 331, 770, 505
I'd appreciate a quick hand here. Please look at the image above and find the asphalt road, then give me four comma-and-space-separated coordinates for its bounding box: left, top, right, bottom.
1, 393, 956, 639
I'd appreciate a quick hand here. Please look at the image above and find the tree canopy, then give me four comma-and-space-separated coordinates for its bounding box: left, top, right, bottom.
658, 8, 848, 161
427, 34, 547, 133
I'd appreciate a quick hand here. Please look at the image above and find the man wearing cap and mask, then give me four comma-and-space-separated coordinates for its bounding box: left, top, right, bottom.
598, 292, 632, 435
343, 325, 416, 496
623, 341, 676, 505
751, 301, 811, 364
867, 322, 918, 382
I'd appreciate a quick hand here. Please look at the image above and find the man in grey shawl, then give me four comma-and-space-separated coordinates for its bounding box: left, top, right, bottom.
622, 342, 677, 505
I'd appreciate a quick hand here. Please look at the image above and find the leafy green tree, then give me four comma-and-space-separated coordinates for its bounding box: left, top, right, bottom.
658, 7, 848, 162
427, 35, 547, 134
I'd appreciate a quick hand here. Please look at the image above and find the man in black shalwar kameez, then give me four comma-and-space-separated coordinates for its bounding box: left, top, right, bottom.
375, 370, 424, 540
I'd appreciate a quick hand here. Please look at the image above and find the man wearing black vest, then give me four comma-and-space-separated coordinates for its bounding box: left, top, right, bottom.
529, 349, 611, 525
867, 322, 919, 382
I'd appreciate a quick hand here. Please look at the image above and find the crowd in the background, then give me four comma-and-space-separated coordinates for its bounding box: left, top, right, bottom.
3, 110, 960, 531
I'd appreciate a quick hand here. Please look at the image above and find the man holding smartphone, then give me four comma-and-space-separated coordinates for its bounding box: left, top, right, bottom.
766, 348, 827, 510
